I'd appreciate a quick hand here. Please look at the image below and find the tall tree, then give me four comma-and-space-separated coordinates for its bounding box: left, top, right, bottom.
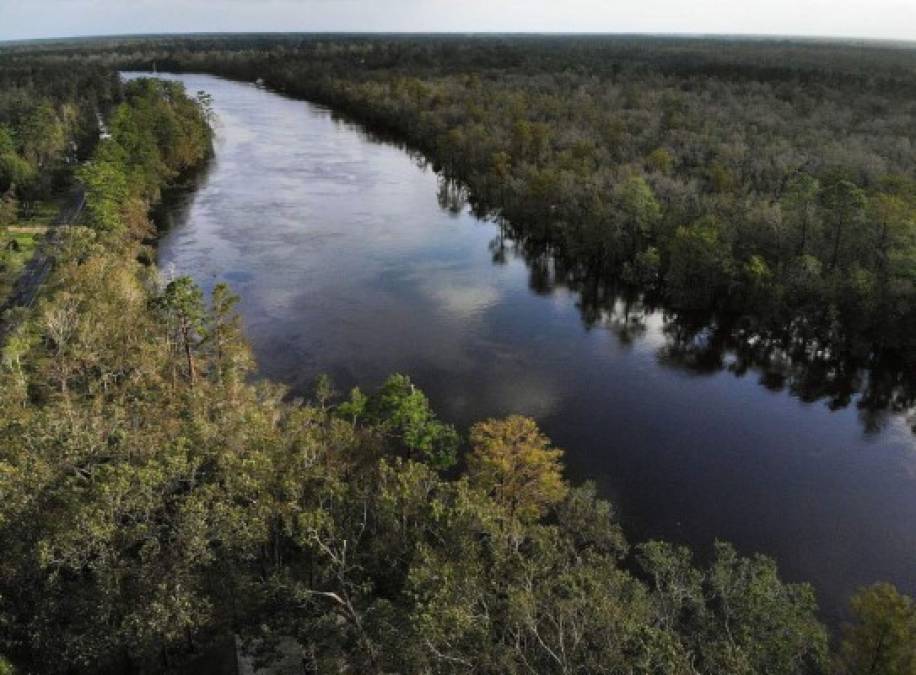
156, 276, 206, 385
782, 173, 820, 256
468, 416, 568, 522
616, 173, 661, 257
820, 178, 867, 271
837, 584, 916, 675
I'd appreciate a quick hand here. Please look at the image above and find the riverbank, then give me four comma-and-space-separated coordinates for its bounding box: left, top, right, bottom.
114, 37, 916, 378
138, 72, 916, 629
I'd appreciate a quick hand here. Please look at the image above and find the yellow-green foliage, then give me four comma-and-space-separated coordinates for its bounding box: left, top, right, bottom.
837, 584, 916, 675
468, 415, 568, 522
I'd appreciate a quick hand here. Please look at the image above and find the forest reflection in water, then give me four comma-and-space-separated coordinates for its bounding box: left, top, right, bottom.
160, 123, 916, 438
447, 174, 916, 438
149, 72, 915, 622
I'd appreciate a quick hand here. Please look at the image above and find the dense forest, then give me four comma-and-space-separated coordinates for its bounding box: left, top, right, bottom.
46, 36, 916, 365
0, 38, 915, 673
0, 58, 120, 300
9, 33, 914, 425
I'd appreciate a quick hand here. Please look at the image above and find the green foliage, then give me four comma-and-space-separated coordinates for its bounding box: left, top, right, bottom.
709, 161, 737, 193
0, 152, 35, 195
0, 192, 16, 228
0, 127, 14, 155
617, 173, 661, 254
206, 282, 253, 388
351, 373, 460, 470
338, 385, 369, 423
6, 37, 915, 366
646, 147, 673, 174
782, 173, 821, 256
838, 584, 916, 675
622, 245, 662, 287
18, 101, 66, 169
0, 210, 845, 672
820, 177, 867, 271
155, 275, 206, 384
77, 78, 211, 238
77, 152, 129, 233
638, 541, 829, 674
744, 254, 772, 284
0, 59, 115, 204
667, 218, 731, 308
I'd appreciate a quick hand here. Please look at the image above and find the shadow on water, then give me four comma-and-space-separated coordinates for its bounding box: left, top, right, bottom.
456, 177, 916, 437
153, 118, 916, 440
142, 70, 916, 438
151, 158, 216, 238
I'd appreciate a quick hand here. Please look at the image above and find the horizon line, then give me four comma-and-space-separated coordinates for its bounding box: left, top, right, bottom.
1, 30, 915, 48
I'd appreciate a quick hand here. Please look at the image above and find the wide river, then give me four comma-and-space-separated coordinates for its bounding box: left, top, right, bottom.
134, 73, 915, 622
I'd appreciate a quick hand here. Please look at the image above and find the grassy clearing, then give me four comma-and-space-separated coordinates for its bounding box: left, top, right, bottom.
18, 201, 59, 227
0, 229, 41, 303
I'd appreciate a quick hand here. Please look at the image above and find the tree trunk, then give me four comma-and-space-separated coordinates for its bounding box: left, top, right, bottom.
830, 219, 843, 270
184, 329, 196, 386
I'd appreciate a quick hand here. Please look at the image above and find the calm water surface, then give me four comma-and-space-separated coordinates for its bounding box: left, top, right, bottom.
133, 73, 915, 622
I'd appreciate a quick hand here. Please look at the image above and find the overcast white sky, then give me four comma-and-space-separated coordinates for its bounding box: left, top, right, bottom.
1, 0, 914, 42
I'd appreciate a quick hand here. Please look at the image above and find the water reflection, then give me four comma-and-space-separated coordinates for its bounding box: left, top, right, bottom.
452, 179, 916, 437
314, 107, 916, 436
142, 73, 916, 625
660, 322, 913, 431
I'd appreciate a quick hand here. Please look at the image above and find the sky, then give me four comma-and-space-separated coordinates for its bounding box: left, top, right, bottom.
1, 0, 915, 43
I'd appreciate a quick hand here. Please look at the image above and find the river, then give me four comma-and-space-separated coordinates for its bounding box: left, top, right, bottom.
128, 72, 916, 623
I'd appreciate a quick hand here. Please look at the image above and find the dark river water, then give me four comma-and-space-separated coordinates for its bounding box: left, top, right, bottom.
131, 73, 916, 623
